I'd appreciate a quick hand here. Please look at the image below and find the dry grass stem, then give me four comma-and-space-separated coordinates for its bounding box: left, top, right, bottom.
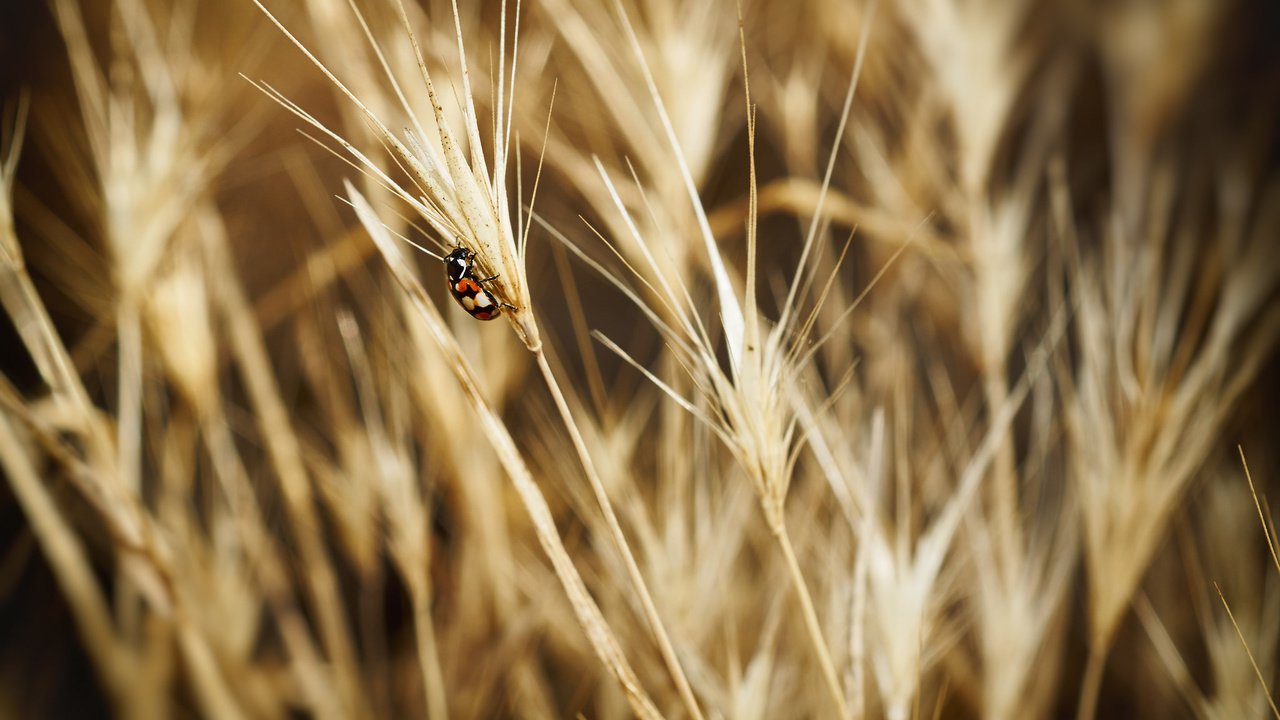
2, 0, 1277, 717
352, 184, 663, 719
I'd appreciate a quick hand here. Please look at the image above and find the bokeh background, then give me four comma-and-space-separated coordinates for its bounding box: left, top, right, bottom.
1, 0, 1279, 718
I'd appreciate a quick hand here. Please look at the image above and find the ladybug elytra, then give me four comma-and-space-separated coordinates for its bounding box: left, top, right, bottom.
444, 247, 504, 321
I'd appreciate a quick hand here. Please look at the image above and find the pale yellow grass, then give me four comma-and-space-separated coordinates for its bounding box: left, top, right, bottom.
0, 0, 1277, 718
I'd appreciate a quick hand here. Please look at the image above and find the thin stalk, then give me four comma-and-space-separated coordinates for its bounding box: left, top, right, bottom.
773, 522, 849, 719
1215, 582, 1280, 720
117, 301, 143, 494
176, 625, 250, 720
412, 587, 449, 720
1076, 637, 1110, 720
972, 201, 1023, 566
532, 347, 703, 720
848, 538, 868, 720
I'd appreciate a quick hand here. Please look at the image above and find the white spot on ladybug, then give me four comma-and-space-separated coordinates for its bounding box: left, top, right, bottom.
474, 293, 493, 309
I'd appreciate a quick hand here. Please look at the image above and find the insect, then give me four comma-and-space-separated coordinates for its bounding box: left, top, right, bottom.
444, 246, 506, 321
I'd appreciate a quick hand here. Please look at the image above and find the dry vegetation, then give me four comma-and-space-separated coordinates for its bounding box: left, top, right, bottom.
1, 0, 1279, 718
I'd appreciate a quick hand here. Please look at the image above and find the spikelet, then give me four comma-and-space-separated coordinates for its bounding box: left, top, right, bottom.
250, 0, 539, 348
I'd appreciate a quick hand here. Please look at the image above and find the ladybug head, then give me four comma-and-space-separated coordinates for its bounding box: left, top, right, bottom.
444, 247, 473, 281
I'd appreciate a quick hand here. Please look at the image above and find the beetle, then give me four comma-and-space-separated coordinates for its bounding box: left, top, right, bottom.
444, 246, 505, 321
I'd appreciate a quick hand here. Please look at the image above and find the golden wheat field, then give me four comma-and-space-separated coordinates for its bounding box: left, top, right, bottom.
0, 0, 1278, 717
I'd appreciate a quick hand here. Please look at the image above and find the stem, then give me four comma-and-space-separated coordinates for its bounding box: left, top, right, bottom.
117, 301, 142, 494
534, 348, 704, 720
774, 523, 849, 719
1076, 638, 1110, 720
177, 625, 250, 720
848, 541, 868, 720
985, 379, 1022, 550
412, 587, 449, 720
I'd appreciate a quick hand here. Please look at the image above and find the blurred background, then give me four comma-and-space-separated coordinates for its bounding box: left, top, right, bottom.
1, 0, 1279, 718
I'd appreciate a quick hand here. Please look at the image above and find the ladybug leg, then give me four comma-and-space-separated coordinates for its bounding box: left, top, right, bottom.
471, 272, 515, 311
483, 288, 516, 312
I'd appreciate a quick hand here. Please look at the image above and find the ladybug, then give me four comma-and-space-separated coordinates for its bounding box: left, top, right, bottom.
444, 246, 505, 321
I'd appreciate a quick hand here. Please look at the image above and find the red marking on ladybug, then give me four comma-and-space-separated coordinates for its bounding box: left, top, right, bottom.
444, 247, 506, 321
